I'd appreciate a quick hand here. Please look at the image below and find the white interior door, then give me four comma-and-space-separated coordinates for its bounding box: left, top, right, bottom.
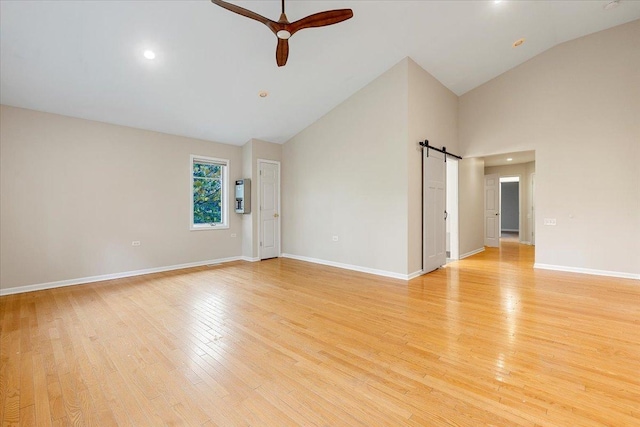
484, 173, 500, 247
424, 149, 446, 273
259, 161, 280, 260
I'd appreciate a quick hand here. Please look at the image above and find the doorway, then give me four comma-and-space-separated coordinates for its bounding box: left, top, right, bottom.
481, 150, 536, 248
500, 176, 520, 242
258, 160, 281, 260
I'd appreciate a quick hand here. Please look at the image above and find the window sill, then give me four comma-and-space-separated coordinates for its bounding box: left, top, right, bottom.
190, 225, 229, 231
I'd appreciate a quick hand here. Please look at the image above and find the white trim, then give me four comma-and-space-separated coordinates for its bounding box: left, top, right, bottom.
240, 256, 260, 262
257, 159, 281, 260
530, 172, 536, 246
534, 263, 640, 280
459, 247, 485, 259
499, 176, 520, 183
520, 241, 532, 245
407, 270, 424, 280
281, 253, 412, 280
190, 225, 229, 231
446, 158, 460, 261
0, 256, 244, 296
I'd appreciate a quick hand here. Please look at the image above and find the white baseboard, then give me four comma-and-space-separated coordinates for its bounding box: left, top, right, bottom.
240, 256, 260, 262
0, 256, 245, 296
459, 247, 485, 260
407, 270, 424, 280
520, 241, 532, 245
534, 263, 640, 280
281, 253, 412, 280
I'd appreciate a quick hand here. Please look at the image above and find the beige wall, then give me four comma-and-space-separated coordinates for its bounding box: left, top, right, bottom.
241, 140, 253, 258
241, 138, 282, 260
0, 105, 243, 290
282, 58, 458, 276
460, 20, 640, 275
458, 158, 485, 257
485, 161, 536, 244
407, 59, 459, 273
282, 59, 410, 275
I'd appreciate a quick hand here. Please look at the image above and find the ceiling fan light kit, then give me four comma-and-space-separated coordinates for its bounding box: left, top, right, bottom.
211, 0, 353, 67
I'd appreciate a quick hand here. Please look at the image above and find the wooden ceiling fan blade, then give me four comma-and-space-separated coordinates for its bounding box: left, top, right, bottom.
276, 38, 289, 67
289, 9, 353, 35
211, 0, 277, 30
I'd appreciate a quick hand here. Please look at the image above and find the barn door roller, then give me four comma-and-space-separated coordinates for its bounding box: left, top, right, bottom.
420, 140, 462, 162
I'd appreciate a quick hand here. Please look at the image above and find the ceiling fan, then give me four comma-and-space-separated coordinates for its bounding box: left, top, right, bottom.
211, 0, 353, 67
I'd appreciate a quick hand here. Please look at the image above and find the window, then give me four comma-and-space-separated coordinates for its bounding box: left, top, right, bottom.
190, 155, 229, 230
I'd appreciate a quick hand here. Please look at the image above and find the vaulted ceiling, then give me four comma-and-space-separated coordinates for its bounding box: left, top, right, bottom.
2, 1, 638, 145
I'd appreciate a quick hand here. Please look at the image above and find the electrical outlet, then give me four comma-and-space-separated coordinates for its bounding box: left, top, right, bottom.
132, 241, 141, 246
332, 236, 339, 242
543, 218, 557, 226
231, 233, 237, 238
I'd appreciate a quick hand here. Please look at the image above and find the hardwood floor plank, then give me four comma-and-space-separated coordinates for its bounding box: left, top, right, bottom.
1, 327, 20, 426
102, 369, 155, 426
31, 353, 52, 427
18, 350, 34, 409
19, 404, 36, 427
41, 338, 65, 422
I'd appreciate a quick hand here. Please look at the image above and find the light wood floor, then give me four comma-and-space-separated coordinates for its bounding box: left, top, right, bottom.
500, 231, 520, 243
1, 242, 639, 426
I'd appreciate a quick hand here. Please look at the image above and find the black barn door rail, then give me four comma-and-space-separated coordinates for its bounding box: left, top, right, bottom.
419, 140, 462, 161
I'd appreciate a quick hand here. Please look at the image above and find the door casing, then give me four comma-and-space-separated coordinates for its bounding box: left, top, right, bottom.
484, 173, 500, 247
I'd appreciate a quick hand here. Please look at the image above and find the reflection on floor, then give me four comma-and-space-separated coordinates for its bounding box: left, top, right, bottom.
501, 230, 519, 243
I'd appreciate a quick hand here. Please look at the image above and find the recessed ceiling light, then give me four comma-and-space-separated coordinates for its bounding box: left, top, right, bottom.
494, 0, 503, 4
506, 158, 513, 161
143, 50, 156, 60
512, 38, 525, 48
259, 91, 268, 98
604, 1, 620, 10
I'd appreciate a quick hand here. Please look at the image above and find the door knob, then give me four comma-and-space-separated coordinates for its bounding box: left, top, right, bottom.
496, 213, 500, 216
274, 213, 279, 218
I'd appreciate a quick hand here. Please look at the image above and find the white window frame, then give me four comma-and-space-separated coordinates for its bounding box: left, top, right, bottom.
190, 154, 229, 231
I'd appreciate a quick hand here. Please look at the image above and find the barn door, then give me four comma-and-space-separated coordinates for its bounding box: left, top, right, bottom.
424, 149, 447, 273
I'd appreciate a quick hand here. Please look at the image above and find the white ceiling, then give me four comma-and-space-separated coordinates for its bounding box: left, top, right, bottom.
2, 1, 639, 146
483, 150, 535, 167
